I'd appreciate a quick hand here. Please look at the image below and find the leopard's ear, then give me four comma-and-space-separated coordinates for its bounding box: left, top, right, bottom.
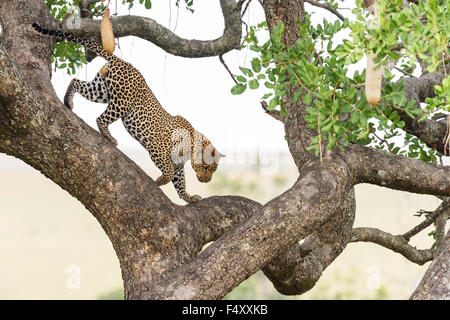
211, 149, 225, 160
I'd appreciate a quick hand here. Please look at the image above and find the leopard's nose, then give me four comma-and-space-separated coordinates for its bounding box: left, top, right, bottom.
197, 175, 210, 183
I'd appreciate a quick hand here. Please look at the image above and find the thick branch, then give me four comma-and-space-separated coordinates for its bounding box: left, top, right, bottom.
189, 189, 359, 298
79, 0, 101, 18
188, 196, 260, 244
61, 0, 242, 58
347, 145, 450, 197
262, 0, 315, 169
396, 69, 450, 154
262, 188, 356, 295
435, 209, 447, 249
351, 227, 433, 265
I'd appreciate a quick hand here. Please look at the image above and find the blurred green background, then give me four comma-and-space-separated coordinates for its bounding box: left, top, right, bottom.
0, 151, 436, 300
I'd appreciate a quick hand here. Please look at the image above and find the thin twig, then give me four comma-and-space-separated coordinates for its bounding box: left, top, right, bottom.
371, 130, 393, 152
219, 54, 237, 84
431, 113, 448, 121
304, 0, 345, 22
240, 19, 249, 47
394, 66, 413, 77
241, 0, 252, 17
240, 0, 251, 47
403, 199, 450, 241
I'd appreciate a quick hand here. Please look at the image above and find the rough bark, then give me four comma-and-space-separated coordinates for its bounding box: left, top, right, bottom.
348, 146, 450, 196
397, 69, 450, 154
262, 188, 356, 295
351, 228, 433, 265
411, 229, 450, 300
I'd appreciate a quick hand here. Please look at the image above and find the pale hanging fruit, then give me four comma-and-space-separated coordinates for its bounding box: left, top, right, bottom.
365, 53, 382, 105
101, 8, 115, 54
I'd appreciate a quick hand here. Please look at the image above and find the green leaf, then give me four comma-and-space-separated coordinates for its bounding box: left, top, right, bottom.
231, 83, 247, 95
239, 67, 253, 77
251, 58, 262, 73
250, 45, 262, 52
303, 92, 312, 104
292, 88, 303, 103
249, 79, 260, 90
236, 75, 247, 83
350, 111, 359, 124
264, 81, 275, 89
267, 98, 278, 110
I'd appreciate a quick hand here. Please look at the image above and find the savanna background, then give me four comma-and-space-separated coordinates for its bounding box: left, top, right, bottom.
0, 0, 440, 299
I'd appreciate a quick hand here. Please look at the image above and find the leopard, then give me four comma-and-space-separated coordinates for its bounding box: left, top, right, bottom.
32, 23, 224, 203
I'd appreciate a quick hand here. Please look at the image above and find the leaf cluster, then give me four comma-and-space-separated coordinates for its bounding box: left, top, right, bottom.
232, 0, 449, 161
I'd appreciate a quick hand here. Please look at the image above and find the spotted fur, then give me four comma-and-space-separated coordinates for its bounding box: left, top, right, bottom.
32, 23, 224, 203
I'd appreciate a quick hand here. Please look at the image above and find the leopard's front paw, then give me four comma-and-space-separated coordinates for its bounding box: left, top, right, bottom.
185, 194, 202, 203
63, 79, 76, 110
64, 98, 74, 110
103, 134, 118, 146
109, 136, 118, 146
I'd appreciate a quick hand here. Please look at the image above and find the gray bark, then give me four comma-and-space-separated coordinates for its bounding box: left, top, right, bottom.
411, 229, 450, 300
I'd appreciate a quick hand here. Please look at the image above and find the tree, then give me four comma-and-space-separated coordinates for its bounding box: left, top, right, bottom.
0, 0, 448, 300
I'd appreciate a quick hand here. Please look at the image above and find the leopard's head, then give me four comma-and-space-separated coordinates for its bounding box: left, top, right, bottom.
191, 145, 224, 183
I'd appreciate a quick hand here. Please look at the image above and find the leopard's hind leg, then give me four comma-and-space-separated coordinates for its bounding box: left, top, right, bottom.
96, 99, 132, 146
64, 71, 110, 109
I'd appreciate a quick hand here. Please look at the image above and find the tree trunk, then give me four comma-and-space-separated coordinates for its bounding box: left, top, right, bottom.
411, 230, 450, 300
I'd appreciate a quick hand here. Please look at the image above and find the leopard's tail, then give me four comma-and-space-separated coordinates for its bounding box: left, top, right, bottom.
31, 23, 117, 62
